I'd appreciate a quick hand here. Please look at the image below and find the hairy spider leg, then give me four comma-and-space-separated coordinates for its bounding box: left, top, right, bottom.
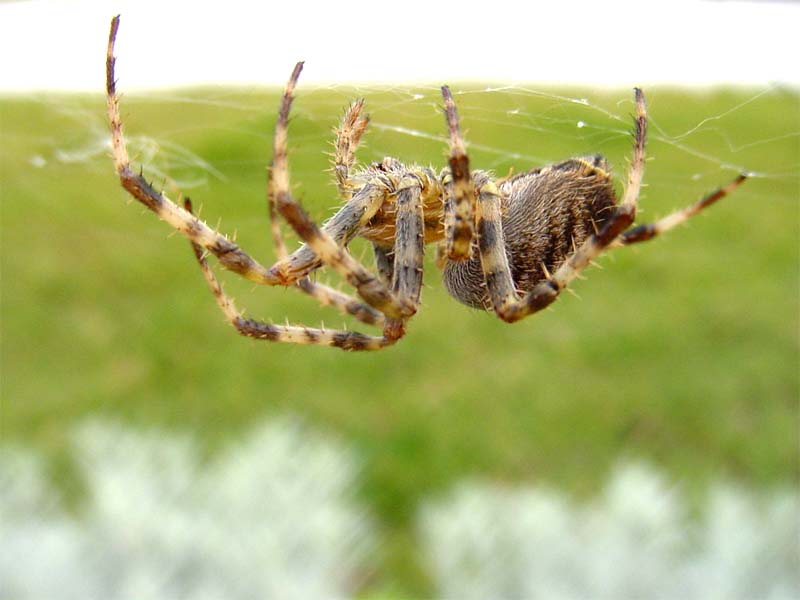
441, 86, 477, 262
477, 88, 649, 323
268, 96, 372, 260
266, 150, 386, 325
331, 100, 415, 299
267, 97, 391, 283
183, 200, 394, 350
333, 98, 370, 200
267, 88, 427, 335
109, 16, 391, 348
269, 184, 386, 282
383, 178, 426, 338
618, 174, 747, 246
268, 61, 417, 322
328, 99, 397, 290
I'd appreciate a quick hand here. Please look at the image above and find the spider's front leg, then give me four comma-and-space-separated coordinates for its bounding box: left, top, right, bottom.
108, 16, 398, 350
268, 62, 417, 324
333, 98, 370, 200
106, 16, 280, 287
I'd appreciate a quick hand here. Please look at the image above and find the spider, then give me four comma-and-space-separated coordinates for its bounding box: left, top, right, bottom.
106, 15, 746, 351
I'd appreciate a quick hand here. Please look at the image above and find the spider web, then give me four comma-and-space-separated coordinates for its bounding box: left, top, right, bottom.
25, 80, 799, 300
35, 81, 797, 190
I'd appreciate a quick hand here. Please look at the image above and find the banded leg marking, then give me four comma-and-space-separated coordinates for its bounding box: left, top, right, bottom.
269, 62, 415, 320
333, 98, 369, 200
382, 180, 425, 339
475, 181, 518, 313
620, 174, 747, 246
184, 199, 394, 351
441, 85, 476, 261
271, 184, 386, 282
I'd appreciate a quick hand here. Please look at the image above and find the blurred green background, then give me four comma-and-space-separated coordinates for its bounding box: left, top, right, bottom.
2, 84, 798, 595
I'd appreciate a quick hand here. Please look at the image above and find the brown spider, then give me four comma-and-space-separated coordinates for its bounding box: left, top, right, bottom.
106, 15, 746, 351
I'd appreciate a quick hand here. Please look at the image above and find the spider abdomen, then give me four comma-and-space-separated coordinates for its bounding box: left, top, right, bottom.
443, 157, 618, 310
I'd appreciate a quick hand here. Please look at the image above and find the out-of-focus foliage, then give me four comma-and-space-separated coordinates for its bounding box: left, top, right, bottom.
1, 421, 798, 599
0, 419, 373, 600
420, 463, 800, 600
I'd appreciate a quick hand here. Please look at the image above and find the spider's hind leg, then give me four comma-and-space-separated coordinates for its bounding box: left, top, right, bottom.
619, 174, 747, 246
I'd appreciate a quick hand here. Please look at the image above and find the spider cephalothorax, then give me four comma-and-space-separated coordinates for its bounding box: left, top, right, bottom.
106, 15, 746, 351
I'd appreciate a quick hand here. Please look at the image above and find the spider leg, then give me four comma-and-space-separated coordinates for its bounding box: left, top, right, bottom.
267, 164, 386, 327
109, 17, 388, 338
270, 183, 386, 282
478, 89, 649, 323
333, 98, 369, 200
106, 16, 280, 286
332, 102, 405, 316
384, 176, 425, 339
618, 174, 747, 246
373, 243, 394, 285
268, 62, 415, 321
183, 199, 394, 350
267, 93, 379, 279
441, 85, 476, 262
332, 97, 390, 290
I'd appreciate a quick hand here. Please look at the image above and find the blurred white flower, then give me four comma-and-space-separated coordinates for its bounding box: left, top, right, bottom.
420, 462, 800, 600
0, 418, 373, 600
3, 422, 798, 600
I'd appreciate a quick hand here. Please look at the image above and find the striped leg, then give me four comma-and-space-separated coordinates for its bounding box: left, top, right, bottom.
267, 94, 375, 276
267, 168, 387, 327
106, 16, 279, 286
441, 86, 476, 261
479, 89, 648, 323
619, 174, 747, 246
268, 62, 415, 321
384, 178, 425, 339
330, 101, 425, 331
184, 199, 395, 351
333, 98, 369, 200
331, 99, 404, 303
373, 243, 394, 285
109, 17, 388, 342
262, 73, 401, 329
269, 183, 386, 282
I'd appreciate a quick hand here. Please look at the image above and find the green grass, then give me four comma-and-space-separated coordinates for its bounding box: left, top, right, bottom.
2, 84, 798, 595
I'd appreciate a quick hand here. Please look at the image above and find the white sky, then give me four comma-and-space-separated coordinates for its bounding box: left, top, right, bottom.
0, 0, 798, 91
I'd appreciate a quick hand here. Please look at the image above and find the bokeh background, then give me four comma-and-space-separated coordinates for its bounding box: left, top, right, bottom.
2, 0, 798, 597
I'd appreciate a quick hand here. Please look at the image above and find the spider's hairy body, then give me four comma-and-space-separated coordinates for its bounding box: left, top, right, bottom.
275, 155, 617, 312
105, 15, 746, 351
444, 156, 617, 309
